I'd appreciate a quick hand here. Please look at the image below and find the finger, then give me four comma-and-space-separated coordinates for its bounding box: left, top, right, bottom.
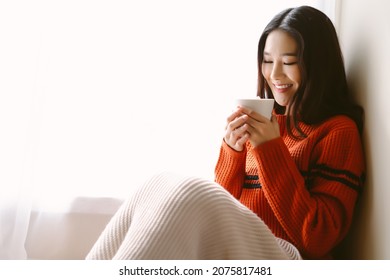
240, 107, 270, 122
226, 123, 247, 143
226, 107, 245, 123
224, 131, 247, 152
236, 133, 249, 146
226, 114, 248, 131
244, 116, 269, 130
232, 123, 248, 137
245, 124, 256, 135
225, 122, 248, 147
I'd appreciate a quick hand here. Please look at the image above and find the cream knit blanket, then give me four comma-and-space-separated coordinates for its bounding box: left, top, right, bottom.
86, 172, 301, 260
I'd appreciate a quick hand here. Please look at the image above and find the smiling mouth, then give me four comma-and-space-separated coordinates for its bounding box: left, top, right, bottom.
274, 84, 292, 89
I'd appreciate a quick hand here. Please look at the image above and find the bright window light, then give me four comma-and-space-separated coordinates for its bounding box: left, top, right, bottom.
0, 0, 334, 202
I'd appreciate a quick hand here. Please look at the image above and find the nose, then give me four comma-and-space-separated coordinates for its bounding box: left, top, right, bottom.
270, 62, 285, 80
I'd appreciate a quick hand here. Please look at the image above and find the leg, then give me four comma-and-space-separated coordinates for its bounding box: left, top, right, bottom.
86, 172, 300, 260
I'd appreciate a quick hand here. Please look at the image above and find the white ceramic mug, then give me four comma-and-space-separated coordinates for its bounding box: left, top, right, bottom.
235, 98, 275, 119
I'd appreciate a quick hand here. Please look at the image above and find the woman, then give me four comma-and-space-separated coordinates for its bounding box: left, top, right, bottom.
216, 5, 365, 259
86, 6, 364, 260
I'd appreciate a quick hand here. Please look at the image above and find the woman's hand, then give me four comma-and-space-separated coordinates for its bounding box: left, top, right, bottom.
240, 107, 280, 147
224, 108, 250, 152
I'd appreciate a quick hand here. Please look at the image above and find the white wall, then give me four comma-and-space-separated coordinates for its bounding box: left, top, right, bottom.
336, 0, 390, 259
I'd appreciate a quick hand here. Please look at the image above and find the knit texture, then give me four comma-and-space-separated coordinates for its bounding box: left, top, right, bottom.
86, 172, 301, 260
215, 114, 365, 259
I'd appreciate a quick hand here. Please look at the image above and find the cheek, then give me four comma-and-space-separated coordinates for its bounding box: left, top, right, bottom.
261, 65, 271, 80
290, 68, 302, 84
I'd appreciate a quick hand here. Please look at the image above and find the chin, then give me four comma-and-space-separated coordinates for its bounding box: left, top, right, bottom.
273, 98, 290, 107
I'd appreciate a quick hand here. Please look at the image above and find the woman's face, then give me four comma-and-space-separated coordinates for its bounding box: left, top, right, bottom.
261, 29, 301, 109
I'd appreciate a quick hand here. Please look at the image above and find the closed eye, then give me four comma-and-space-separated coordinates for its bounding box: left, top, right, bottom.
284, 62, 297, 65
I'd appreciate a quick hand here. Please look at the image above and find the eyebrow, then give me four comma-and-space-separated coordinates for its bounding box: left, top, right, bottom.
263, 51, 298, 57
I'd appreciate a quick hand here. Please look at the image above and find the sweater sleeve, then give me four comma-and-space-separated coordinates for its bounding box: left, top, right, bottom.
251, 120, 365, 259
214, 140, 247, 199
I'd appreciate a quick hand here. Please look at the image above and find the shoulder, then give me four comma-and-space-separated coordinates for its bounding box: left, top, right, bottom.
311, 115, 360, 139
303, 115, 362, 147
320, 115, 359, 131
308, 116, 363, 156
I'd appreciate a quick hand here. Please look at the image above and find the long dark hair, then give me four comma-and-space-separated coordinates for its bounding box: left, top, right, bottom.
257, 6, 364, 137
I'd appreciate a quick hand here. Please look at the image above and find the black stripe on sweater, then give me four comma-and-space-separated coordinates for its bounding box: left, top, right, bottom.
243, 175, 262, 189
313, 164, 363, 183
245, 175, 259, 181
302, 164, 364, 193
243, 182, 262, 189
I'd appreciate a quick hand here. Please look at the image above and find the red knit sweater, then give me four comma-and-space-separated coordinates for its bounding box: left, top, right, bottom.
215, 114, 365, 259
